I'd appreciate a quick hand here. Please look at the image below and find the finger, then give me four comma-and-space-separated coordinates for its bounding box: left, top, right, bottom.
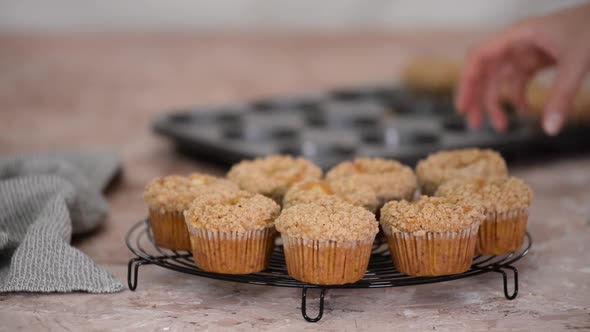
467, 107, 483, 129
543, 52, 590, 135
507, 68, 533, 116
456, 22, 542, 116
484, 64, 511, 131
506, 45, 553, 116
456, 42, 504, 115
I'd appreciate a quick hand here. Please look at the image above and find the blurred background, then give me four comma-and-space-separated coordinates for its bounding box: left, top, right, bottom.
0, 0, 585, 32
1, 0, 589, 168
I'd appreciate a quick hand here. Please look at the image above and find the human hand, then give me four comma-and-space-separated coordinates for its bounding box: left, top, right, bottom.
455, 4, 590, 135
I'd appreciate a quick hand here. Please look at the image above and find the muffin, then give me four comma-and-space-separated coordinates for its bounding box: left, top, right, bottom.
380, 196, 484, 276
326, 158, 417, 207
415, 148, 508, 195
282, 178, 380, 213
143, 173, 239, 250
500, 80, 590, 121
435, 177, 533, 255
227, 155, 323, 203
184, 190, 280, 274
402, 59, 460, 94
275, 199, 379, 285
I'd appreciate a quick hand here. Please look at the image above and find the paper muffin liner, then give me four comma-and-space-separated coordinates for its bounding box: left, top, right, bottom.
281, 234, 374, 285
476, 209, 528, 255
149, 209, 192, 251
187, 226, 276, 274
384, 224, 479, 277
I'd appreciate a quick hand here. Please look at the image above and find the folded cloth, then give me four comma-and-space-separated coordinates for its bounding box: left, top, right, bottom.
0, 152, 123, 293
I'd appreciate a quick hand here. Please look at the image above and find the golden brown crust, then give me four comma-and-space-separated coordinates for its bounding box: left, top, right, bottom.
226, 155, 323, 202
415, 148, 508, 195
184, 189, 280, 232
434, 176, 533, 213
380, 196, 484, 235
326, 158, 417, 203
275, 199, 379, 242
143, 173, 239, 212
282, 179, 379, 213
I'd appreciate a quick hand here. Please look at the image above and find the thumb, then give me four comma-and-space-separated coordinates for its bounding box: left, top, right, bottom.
543, 53, 590, 136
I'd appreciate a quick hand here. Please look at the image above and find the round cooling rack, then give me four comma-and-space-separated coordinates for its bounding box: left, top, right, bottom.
126, 219, 531, 322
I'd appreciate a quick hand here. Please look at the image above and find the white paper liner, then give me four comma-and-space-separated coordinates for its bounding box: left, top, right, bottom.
477, 208, 528, 255
383, 224, 479, 276
149, 209, 191, 251
281, 234, 374, 285
187, 226, 276, 274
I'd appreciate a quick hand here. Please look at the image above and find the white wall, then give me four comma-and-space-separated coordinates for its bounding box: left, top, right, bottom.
0, 0, 586, 32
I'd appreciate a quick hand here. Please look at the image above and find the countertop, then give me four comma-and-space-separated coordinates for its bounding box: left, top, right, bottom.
1, 32, 589, 331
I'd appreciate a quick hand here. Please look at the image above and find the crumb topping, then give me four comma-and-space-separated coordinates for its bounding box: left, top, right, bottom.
416, 148, 508, 191
143, 173, 239, 212
226, 155, 323, 201
326, 158, 417, 202
184, 190, 280, 232
275, 199, 379, 242
282, 179, 379, 212
380, 196, 484, 235
435, 176, 533, 213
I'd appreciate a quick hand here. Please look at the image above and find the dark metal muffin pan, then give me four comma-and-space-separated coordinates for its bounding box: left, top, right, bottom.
153, 84, 590, 169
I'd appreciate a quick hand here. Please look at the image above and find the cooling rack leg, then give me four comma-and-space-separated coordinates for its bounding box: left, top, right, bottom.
127, 258, 151, 291
301, 287, 327, 323
494, 265, 518, 300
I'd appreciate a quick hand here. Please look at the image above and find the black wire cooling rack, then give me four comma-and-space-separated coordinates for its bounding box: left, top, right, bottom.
126, 219, 531, 322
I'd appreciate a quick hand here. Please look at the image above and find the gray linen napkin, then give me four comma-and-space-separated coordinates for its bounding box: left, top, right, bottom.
0, 152, 123, 293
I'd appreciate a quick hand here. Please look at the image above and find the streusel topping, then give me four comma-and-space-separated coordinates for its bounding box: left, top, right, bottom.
275, 199, 379, 242
282, 179, 379, 212
326, 158, 417, 202
435, 176, 533, 213
184, 190, 280, 232
380, 196, 484, 235
226, 155, 323, 201
143, 173, 238, 212
415, 149, 508, 193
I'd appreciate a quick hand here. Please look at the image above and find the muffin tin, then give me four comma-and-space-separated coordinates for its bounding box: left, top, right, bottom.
153, 84, 590, 169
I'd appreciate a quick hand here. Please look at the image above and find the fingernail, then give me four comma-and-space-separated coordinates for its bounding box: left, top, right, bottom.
543, 111, 564, 136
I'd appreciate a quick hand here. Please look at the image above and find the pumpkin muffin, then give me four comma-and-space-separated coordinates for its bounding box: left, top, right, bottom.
380, 196, 484, 276
275, 199, 378, 285
326, 158, 417, 207
435, 177, 533, 255
227, 155, 323, 203
282, 178, 380, 213
143, 173, 238, 250
415, 148, 508, 195
184, 189, 280, 274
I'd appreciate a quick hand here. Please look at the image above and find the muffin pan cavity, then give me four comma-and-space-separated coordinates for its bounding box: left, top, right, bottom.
153, 83, 590, 169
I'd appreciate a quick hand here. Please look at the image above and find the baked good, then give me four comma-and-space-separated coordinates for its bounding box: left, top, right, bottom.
380, 196, 484, 276
275, 199, 379, 285
326, 158, 417, 207
415, 148, 508, 195
435, 176, 533, 255
142, 173, 238, 250
282, 178, 379, 213
184, 189, 280, 274
227, 155, 323, 203
500, 80, 590, 121
401, 59, 460, 94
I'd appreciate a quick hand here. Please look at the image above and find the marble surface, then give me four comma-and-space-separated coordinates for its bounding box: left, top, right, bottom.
1, 32, 589, 331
